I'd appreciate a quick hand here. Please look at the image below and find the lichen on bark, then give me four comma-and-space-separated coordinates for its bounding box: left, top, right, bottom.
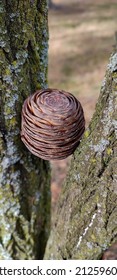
44, 50, 117, 260
0, 0, 50, 259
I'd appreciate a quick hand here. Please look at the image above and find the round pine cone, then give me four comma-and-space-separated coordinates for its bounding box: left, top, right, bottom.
21, 88, 85, 160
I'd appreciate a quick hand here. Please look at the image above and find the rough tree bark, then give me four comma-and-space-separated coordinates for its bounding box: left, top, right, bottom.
44, 48, 117, 259
0, 0, 50, 259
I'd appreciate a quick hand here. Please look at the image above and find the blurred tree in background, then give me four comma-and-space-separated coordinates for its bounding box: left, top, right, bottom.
48, 0, 53, 8
48, 0, 56, 9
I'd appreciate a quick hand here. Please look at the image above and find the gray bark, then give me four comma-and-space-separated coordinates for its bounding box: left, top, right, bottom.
0, 0, 50, 259
44, 49, 117, 259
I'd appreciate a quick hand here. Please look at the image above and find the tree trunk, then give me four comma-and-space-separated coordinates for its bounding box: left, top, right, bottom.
44, 49, 117, 259
0, 0, 50, 260
48, 0, 53, 8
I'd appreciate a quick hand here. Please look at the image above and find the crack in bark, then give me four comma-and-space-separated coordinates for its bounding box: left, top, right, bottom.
0, 94, 7, 146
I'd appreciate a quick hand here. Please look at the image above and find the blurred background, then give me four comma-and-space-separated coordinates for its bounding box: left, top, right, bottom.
48, 0, 117, 209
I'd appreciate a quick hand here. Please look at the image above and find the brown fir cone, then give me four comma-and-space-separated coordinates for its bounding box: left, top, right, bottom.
102, 243, 117, 260
21, 88, 85, 160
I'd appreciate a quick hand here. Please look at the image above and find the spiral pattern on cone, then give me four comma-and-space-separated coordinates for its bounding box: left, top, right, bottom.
21, 88, 85, 160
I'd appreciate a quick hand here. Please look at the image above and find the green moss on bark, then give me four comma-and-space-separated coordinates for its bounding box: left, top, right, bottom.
0, 0, 50, 260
